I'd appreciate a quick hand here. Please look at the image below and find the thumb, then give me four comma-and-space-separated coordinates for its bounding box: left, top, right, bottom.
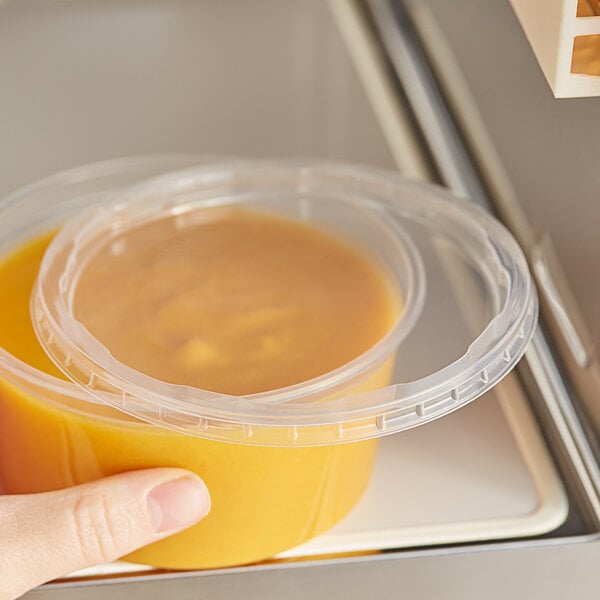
0, 468, 210, 599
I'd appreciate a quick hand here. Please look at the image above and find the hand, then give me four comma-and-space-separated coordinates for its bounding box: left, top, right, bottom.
0, 468, 210, 599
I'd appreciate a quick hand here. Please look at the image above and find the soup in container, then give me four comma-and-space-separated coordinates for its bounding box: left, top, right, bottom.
0, 158, 537, 569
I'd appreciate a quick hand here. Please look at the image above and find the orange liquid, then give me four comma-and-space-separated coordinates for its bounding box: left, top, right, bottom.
73, 210, 398, 394
0, 214, 398, 569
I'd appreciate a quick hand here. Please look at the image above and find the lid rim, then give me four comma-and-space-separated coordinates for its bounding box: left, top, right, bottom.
29, 159, 538, 445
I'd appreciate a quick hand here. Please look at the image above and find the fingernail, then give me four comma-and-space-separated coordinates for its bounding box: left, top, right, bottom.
147, 476, 211, 534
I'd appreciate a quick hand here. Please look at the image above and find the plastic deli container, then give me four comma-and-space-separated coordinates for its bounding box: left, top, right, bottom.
0, 157, 537, 569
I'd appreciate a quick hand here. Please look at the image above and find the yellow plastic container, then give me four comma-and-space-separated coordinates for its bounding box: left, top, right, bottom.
0, 372, 382, 568
0, 158, 537, 570
0, 158, 423, 569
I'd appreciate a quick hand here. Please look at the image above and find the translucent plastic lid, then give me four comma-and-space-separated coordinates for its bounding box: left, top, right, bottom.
31, 160, 537, 446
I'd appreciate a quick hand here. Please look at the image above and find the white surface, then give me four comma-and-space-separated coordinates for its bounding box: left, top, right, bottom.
64, 373, 568, 578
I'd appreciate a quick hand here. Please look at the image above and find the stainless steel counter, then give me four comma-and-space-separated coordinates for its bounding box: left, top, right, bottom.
30, 539, 600, 599
0, 0, 403, 195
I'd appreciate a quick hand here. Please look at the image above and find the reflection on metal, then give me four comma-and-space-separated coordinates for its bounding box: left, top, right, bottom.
532, 237, 591, 369
362, 0, 491, 205
525, 331, 600, 520
327, 0, 431, 180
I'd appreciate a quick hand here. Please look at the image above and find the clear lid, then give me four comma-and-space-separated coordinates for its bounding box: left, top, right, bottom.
31, 160, 537, 446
